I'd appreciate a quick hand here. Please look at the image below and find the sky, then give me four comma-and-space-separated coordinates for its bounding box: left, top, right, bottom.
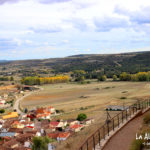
1, 0, 150, 60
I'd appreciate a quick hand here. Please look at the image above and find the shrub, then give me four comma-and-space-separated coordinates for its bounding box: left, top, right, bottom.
77, 113, 87, 121
113, 75, 117, 81
0, 109, 5, 113
130, 139, 144, 150
143, 113, 150, 124
120, 97, 127, 99
98, 75, 107, 81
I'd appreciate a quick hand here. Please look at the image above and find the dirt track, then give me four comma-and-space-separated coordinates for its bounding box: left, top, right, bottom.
103, 112, 148, 150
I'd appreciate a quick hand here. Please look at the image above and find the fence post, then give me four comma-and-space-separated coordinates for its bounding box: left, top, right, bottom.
93, 135, 95, 150
136, 103, 137, 112
103, 126, 105, 140
139, 102, 140, 110
126, 109, 127, 120
129, 106, 131, 118
86, 140, 88, 150
117, 114, 119, 128
98, 130, 100, 146
122, 111, 123, 123
113, 118, 114, 131
142, 102, 143, 109
107, 122, 109, 136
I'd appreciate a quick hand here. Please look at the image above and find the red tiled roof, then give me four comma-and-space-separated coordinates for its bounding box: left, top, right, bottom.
70, 124, 83, 129
58, 132, 70, 138
50, 121, 59, 127
26, 126, 34, 128
48, 133, 59, 139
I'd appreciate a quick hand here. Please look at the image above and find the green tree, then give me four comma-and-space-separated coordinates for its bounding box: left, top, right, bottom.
113, 75, 117, 81
32, 136, 54, 150
119, 72, 131, 81
75, 76, 85, 82
98, 75, 107, 81
73, 70, 86, 78
10, 76, 14, 81
0, 109, 5, 113
136, 72, 148, 81
77, 113, 87, 121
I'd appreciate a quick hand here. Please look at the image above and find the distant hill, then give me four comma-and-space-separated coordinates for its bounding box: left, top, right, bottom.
0, 60, 10, 63
1, 51, 150, 77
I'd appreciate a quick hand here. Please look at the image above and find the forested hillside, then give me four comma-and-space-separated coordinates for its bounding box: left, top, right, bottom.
1, 51, 150, 77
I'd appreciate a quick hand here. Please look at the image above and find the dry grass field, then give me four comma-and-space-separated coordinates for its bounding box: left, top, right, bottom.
21, 81, 150, 120
20, 81, 150, 149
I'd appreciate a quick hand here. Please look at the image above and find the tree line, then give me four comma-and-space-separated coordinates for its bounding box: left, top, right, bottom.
0, 76, 14, 81
119, 72, 150, 81
71, 70, 150, 82
21, 76, 69, 85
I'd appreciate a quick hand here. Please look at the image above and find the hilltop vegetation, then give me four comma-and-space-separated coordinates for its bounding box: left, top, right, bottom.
1, 51, 150, 78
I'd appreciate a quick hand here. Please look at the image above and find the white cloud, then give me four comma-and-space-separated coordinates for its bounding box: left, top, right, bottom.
1, 0, 150, 59
25, 40, 32, 44
13, 38, 22, 46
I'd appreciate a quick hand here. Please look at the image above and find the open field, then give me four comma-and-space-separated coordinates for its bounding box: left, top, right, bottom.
21, 81, 150, 120
21, 81, 150, 150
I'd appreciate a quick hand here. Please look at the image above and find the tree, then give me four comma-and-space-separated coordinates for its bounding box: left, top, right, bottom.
0, 109, 5, 113
32, 136, 55, 150
113, 75, 117, 81
77, 113, 87, 121
75, 76, 85, 82
136, 72, 148, 81
10, 76, 14, 81
73, 70, 86, 78
119, 72, 131, 81
98, 75, 107, 81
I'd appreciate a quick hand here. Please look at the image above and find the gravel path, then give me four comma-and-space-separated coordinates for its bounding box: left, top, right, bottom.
103, 112, 146, 150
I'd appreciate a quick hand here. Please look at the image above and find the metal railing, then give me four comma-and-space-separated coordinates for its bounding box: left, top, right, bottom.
79, 99, 150, 150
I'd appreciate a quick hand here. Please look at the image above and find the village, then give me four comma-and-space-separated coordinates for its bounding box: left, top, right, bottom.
0, 85, 95, 150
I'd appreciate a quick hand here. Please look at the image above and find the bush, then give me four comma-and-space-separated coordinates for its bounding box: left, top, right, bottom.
77, 113, 87, 121
143, 113, 150, 124
0, 109, 5, 113
98, 75, 107, 81
113, 75, 117, 81
120, 97, 127, 99
32, 136, 56, 150
130, 139, 144, 150
56, 109, 64, 113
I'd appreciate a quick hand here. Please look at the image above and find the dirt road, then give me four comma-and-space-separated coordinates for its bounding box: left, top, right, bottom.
13, 87, 43, 114
13, 92, 34, 114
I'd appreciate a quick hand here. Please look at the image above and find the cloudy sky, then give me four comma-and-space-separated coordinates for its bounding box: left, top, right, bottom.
1, 0, 150, 60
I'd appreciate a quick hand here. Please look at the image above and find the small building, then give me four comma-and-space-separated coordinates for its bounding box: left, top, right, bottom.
57, 132, 70, 141
48, 132, 59, 139
11, 121, 25, 129
80, 118, 95, 125
67, 119, 79, 126
69, 124, 84, 132
0, 132, 17, 137
50, 121, 64, 128
0, 99, 6, 105
2, 112, 18, 120
106, 105, 128, 111
3, 139, 20, 149
21, 85, 38, 91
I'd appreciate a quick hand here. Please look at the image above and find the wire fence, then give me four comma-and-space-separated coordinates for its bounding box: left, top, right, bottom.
79, 99, 150, 150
